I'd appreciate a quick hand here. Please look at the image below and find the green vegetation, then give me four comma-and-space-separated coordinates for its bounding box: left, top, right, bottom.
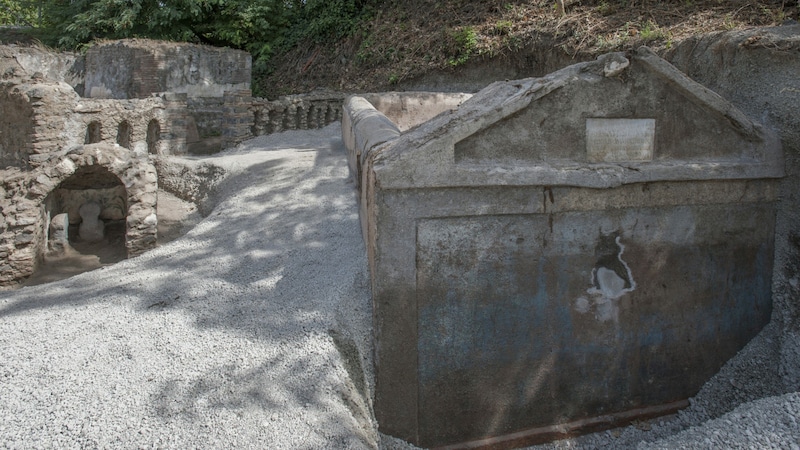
1, 0, 797, 97
3, 0, 377, 51
1, 0, 377, 95
446, 26, 478, 67
0, 0, 41, 27
639, 20, 667, 43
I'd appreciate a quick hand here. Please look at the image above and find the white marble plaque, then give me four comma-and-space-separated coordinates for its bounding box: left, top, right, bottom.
586, 118, 655, 162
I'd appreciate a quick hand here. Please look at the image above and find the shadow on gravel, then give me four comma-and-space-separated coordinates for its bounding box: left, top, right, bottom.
0, 130, 377, 448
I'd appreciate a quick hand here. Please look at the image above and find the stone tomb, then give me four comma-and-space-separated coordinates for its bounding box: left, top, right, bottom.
346, 48, 784, 448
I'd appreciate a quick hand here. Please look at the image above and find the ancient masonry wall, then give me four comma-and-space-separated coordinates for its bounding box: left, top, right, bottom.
222, 89, 254, 148
0, 168, 47, 285
187, 97, 225, 140
75, 97, 179, 155
0, 79, 35, 167
1, 81, 188, 168
84, 39, 251, 99
250, 92, 345, 136
0, 145, 158, 287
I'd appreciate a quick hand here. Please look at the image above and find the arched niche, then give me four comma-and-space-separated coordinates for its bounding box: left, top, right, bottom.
3, 144, 158, 287
85, 121, 102, 144
146, 119, 161, 155
116, 121, 132, 149
43, 164, 127, 260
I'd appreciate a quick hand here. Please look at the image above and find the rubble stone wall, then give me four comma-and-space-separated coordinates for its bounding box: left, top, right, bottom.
5, 45, 85, 94
1, 76, 188, 167
75, 97, 175, 155
0, 144, 158, 288
0, 81, 35, 168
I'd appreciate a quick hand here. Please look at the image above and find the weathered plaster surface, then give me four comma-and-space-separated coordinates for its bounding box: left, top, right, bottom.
84, 39, 251, 99
357, 49, 783, 447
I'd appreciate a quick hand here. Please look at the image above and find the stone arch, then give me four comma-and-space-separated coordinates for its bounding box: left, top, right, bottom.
27, 144, 158, 266
43, 165, 128, 256
116, 120, 132, 149
146, 119, 161, 155
85, 121, 102, 144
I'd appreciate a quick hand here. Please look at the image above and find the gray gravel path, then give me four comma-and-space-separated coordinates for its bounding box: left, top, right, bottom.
1, 124, 798, 449
0, 124, 376, 449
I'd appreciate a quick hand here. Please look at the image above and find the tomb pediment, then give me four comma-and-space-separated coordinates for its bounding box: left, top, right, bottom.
372, 47, 783, 189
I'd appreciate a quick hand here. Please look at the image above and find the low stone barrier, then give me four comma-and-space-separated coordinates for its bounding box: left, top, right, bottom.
342, 91, 473, 189
360, 91, 473, 132
251, 92, 345, 136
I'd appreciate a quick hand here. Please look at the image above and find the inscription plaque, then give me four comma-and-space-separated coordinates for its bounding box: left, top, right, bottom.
586, 118, 655, 162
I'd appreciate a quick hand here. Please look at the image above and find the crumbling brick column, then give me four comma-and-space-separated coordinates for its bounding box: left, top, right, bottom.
161, 92, 188, 155
222, 89, 254, 148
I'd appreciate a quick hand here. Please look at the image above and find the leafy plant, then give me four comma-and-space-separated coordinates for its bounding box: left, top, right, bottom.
283, 0, 376, 46
639, 20, 665, 42
493, 20, 513, 36
446, 26, 477, 67
0, 0, 41, 26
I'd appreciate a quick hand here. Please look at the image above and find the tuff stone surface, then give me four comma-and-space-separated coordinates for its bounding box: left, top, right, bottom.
84, 39, 251, 100
356, 49, 784, 448
665, 23, 800, 397
0, 144, 158, 287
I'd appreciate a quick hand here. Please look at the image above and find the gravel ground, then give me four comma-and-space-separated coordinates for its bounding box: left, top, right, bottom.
1, 124, 798, 449
0, 124, 377, 449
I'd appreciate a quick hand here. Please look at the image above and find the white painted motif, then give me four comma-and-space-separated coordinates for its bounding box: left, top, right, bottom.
576, 235, 637, 322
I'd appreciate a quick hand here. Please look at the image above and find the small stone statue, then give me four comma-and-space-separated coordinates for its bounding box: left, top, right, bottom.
48, 213, 71, 254
78, 202, 105, 242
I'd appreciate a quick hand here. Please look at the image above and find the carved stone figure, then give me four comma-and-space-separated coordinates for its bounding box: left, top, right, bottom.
78, 202, 105, 242
48, 213, 71, 254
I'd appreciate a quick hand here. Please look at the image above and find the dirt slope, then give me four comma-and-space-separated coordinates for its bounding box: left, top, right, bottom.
260, 0, 798, 98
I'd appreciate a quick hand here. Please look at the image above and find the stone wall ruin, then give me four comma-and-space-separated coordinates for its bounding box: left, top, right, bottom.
0, 41, 199, 287
0, 144, 157, 286
0, 38, 355, 287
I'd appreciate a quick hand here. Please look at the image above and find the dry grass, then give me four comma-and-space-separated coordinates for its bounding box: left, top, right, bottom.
260, 0, 798, 97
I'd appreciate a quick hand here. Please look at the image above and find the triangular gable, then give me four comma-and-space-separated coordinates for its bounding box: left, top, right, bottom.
371, 47, 782, 190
